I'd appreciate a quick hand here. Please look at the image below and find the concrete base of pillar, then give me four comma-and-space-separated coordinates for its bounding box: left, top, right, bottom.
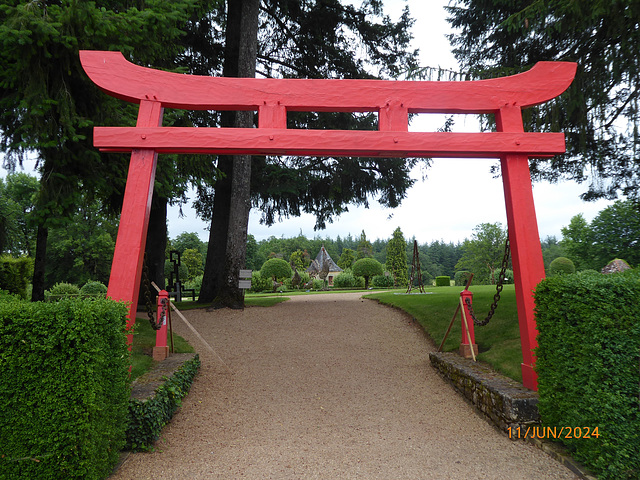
153, 345, 169, 362
459, 343, 478, 359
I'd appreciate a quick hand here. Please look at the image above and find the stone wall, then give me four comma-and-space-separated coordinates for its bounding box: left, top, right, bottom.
429, 351, 539, 433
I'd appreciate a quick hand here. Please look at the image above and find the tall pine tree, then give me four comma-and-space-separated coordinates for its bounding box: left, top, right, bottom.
386, 227, 408, 287
0, 0, 214, 299
447, 0, 640, 202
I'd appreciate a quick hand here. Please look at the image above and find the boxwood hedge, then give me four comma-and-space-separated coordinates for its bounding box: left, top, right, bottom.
534, 270, 640, 479
0, 298, 130, 480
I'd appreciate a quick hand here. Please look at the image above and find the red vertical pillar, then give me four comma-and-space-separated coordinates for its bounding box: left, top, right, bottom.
153, 290, 169, 361
459, 289, 478, 359
496, 105, 545, 390
105, 100, 164, 345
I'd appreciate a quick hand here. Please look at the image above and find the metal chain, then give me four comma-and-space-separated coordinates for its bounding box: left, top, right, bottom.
464, 237, 511, 327
142, 253, 162, 331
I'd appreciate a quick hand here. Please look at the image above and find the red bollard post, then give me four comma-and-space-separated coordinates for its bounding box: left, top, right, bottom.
460, 289, 478, 359
153, 290, 169, 361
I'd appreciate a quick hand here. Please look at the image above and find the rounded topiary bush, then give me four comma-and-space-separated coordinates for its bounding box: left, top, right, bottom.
80, 280, 108, 297
435, 276, 451, 286
260, 258, 292, 291
46, 282, 80, 301
578, 269, 600, 276
549, 257, 576, 276
352, 257, 383, 289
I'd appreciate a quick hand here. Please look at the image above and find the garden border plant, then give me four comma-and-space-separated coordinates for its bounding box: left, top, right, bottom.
126, 354, 201, 452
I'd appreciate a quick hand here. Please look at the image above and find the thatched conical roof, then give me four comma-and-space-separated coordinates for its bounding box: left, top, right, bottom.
306, 245, 342, 274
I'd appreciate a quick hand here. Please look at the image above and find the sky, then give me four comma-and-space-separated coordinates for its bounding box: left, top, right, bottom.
2, 1, 617, 245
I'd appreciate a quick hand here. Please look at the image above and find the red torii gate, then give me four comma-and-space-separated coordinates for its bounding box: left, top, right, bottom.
80, 50, 576, 391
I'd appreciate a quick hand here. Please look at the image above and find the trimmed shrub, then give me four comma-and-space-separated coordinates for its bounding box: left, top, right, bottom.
454, 271, 473, 287
548, 256, 576, 276
535, 270, 640, 479
372, 273, 394, 288
45, 282, 81, 302
80, 280, 107, 297
0, 289, 19, 302
0, 255, 33, 299
352, 257, 383, 289
0, 298, 130, 479
126, 355, 200, 452
578, 269, 600, 276
260, 258, 292, 291
250, 271, 272, 293
435, 275, 450, 286
333, 271, 358, 288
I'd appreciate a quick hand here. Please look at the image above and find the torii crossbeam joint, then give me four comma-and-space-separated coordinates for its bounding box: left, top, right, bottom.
80, 50, 577, 391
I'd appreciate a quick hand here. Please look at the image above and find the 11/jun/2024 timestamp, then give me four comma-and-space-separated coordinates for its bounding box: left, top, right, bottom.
508, 426, 600, 440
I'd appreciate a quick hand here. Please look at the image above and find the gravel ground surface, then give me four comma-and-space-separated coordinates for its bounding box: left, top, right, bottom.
111, 292, 578, 479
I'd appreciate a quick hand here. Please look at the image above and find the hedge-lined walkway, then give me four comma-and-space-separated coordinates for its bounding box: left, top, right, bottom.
111, 292, 578, 479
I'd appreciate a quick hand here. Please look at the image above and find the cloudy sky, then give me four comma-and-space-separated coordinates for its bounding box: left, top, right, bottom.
167, 0, 614, 244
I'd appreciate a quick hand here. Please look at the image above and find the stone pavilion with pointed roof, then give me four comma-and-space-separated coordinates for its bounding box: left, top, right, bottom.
306, 245, 342, 286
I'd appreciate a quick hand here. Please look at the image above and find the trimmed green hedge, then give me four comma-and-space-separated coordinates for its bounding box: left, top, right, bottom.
535, 270, 640, 480
0, 255, 33, 299
435, 275, 450, 286
126, 354, 201, 451
0, 298, 130, 480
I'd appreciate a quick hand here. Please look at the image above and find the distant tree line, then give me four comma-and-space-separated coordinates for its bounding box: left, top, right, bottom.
2, 171, 637, 293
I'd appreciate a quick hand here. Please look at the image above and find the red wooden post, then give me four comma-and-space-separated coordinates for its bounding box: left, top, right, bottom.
496, 105, 546, 390
459, 289, 478, 359
153, 290, 169, 361
104, 99, 163, 345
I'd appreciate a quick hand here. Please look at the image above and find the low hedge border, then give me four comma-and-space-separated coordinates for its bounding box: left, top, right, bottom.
125, 353, 201, 451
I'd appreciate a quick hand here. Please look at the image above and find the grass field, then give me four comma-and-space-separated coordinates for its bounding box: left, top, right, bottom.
366, 285, 523, 382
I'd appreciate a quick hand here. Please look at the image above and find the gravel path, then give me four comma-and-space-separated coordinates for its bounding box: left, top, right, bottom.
111, 292, 578, 479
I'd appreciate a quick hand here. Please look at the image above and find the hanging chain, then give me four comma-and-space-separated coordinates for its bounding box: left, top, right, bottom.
465, 237, 511, 327
142, 253, 163, 331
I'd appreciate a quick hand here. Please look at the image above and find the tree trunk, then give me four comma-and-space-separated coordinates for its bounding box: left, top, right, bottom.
199, 156, 232, 303
199, 0, 259, 308
138, 195, 168, 309
31, 224, 48, 301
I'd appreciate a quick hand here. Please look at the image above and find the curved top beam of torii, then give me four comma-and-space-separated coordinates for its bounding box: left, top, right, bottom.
80, 51, 577, 159
81, 50, 575, 114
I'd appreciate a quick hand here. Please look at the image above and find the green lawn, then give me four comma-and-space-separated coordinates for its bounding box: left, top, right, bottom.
366, 285, 523, 382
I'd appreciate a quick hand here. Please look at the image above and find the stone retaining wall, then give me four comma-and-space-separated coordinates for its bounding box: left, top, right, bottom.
429, 351, 540, 433
429, 351, 596, 479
